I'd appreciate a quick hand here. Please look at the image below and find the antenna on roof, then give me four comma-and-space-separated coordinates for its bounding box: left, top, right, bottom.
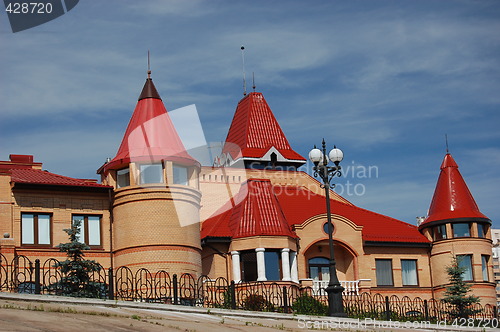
147, 50, 151, 79
252, 72, 256, 92
241, 45, 247, 96
445, 134, 449, 153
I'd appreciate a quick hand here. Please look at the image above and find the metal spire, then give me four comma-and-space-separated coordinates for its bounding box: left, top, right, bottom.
241, 45, 247, 96
147, 50, 151, 79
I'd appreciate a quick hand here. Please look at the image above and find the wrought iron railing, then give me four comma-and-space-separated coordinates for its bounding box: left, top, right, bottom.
0, 254, 497, 321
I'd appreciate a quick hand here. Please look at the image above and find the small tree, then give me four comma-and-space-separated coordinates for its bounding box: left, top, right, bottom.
441, 256, 481, 319
48, 220, 104, 298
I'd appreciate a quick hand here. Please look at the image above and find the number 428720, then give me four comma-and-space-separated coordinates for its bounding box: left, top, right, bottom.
5, 2, 53, 14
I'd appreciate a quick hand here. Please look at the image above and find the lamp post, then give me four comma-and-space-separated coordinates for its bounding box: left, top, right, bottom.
309, 139, 346, 317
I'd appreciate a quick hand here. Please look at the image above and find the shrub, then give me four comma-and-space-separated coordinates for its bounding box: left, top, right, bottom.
292, 294, 327, 316
242, 294, 275, 312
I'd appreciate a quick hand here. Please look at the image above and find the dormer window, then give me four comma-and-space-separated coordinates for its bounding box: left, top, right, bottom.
453, 223, 470, 238
140, 163, 163, 184
116, 168, 130, 188
173, 165, 188, 185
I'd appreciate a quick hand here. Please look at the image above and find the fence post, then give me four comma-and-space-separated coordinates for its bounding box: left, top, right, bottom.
283, 286, 288, 313
34, 259, 41, 294
230, 281, 236, 310
385, 296, 390, 321
424, 299, 429, 321
107, 267, 114, 300
173, 274, 179, 305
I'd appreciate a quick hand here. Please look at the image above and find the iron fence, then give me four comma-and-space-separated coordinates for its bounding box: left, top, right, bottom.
0, 254, 497, 321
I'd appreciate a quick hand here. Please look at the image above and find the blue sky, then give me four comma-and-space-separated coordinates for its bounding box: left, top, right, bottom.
1, 0, 499, 227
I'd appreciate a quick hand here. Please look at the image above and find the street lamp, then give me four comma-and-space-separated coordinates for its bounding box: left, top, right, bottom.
309, 138, 346, 317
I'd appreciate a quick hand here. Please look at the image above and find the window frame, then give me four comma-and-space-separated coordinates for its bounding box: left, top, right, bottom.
482, 255, 490, 282
308, 257, 330, 281
116, 167, 130, 188
477, 223, 488, 238
452, 223, 471, 238
264, 249, 282, 281
71, 214, 103, 249
172, 164, 189, 186
457, 254, 474, 281
240, 250, 258, 282
139, 163, 164, 184
433, 224, 447, 241
21, 213, 52, 247
401, 259, 419, 286
375, 259, 394, 287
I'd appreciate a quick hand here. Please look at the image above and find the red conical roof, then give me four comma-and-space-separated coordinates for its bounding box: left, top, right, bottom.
420, 153, 489, 227
103, 76, 197, 173
222, 92, 305, 162
201, 179, 297, 239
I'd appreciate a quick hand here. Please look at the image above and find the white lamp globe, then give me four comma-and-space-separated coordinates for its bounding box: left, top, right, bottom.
308, 148, 323, 164
329, 148, 344, 164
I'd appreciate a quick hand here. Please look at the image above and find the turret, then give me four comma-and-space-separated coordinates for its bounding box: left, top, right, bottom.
98, 71, 202, 275
419, 153, 494, 304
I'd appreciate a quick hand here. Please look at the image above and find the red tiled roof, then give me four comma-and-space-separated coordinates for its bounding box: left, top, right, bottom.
201, 179, 297, 239
202, 180, 429, 244
10, 168, 110, 189
103, 76, 198, 173
420, 153, 489, 227
222, 92, 305, 162
275, 186, 429, 244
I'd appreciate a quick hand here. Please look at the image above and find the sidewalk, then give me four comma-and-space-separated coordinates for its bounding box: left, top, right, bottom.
0, 292, 498, 331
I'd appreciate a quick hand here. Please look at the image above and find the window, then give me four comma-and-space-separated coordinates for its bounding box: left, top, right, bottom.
323, 222, 334, 235
140, 163, 163, 184
375, 259, 393, 286
116, 168, 130, 188
453, 223, 470, 237
457, 255, 473, 281
264, 250, 281, 281
240, 251, 257, 282
173, 165, 188, 185
477, 223, 488, 238
482, 255, 490, 281
72, 215, 101, 247
401, 259, 418, 286
309, 257, 330, 281
21, 213, 51, 246
433, 224, 447, 240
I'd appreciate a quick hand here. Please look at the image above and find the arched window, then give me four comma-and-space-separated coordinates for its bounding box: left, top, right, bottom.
308, 257, 329, 281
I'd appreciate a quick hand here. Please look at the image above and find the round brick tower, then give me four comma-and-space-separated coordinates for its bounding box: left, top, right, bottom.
419, 153, 495, 305
99, 71, 202, 276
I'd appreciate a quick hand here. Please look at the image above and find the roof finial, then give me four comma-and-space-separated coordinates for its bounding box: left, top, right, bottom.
147, 50, 151, 79
445, 133, 449, 154
252, 72, 256, 92
241, 45, 247, 96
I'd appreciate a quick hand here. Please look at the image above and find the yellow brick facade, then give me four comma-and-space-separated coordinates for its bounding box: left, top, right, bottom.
1, 160, 496, 305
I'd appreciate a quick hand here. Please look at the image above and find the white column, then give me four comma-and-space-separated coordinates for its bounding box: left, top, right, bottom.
231, 251, 241, 283
255, 248, 267, 281
281, 248, 291, 281
290, 251, 299, 283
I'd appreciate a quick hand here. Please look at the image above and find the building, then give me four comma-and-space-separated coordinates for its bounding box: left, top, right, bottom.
0, 70, 495, 305
491, 229, 500, 304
